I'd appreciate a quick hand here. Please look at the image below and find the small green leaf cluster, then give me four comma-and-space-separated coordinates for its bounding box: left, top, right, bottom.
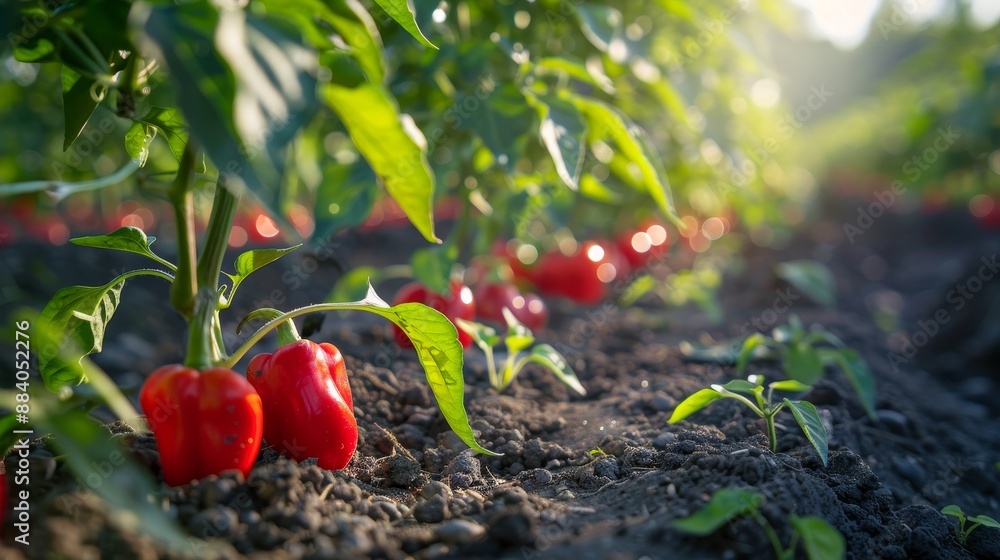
738, 315, 876, 418
670, 375, 828, 466
674, 488, 845, 560
941, 505, 1000, 545
457, 308, 586, 396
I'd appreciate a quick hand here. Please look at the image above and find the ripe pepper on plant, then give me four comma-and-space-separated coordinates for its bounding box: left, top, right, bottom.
244, 312, 357, 470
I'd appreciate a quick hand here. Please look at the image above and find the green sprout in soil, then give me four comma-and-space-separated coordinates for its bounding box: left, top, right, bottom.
669, 375, 829, 467
457, 308, 586, 396
674, 488, 845, 560
941, 505, 1000, 545
738, 315, 876, 419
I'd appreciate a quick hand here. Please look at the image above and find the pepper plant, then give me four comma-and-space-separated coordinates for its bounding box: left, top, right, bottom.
674, 488, 845, 560
941, 505, 1000, 546
738, 315, 876, 418
669, 374, 829, 467
456, 308, 586, 396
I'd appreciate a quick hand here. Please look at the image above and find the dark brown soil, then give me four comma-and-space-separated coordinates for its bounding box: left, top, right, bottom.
2, 207, 999, 559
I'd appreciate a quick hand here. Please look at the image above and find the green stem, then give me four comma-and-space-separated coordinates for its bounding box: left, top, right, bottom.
750, 510, 786, 560
237, 308, 301, 347
185, 289, 218, 369
766, 413, 778, 453
222, 300, 395, 368
483, 344, 499, 390
197, 180, 239, 291
169, 141, 200, 317
115, 268, 175, 283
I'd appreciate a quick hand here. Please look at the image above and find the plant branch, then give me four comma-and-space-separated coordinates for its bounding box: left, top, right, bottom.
197, 179, 239, 291
169, 141, 200, 317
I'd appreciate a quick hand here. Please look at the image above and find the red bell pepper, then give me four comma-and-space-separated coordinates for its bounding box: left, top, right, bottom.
246, 339, 358, 470
139, 365, 263, 486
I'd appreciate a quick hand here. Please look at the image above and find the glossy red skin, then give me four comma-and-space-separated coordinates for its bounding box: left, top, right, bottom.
392, 281, 476, 348
531, 241, 623, 305
247, 340, 357, 470
139, 366, 263, 486
474, 282, 549, 331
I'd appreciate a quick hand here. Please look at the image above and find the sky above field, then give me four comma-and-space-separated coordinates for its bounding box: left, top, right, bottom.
790, 0, 1000, 48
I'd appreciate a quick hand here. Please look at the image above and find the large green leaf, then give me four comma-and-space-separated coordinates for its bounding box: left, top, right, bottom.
783, 399, 829, 467
62, 67, 101, 150
127, 107, 188, 163
790, 516, 845, 560
463, 84, 533, 173
536, 96, 587, 190
669, 388, 723, 423
673, 488, 764, 536
37, 279, 126, 390
826, 348, 876, 419
575, 4, 626, 62
775, 260, 836, 308
322, 53, 438, 242
521, 344, 586, 396
130, 0, 318, 212
263, 0, 385, 83
71, 227, 173, 269
784, 342, 824, 385
371, 0, 437, 49
573, 96, 677, 220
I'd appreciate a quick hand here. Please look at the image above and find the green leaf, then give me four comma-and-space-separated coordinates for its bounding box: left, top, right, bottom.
71, 227, 172, 269
536, 96, 587, 190
350, 287, 495, 455
783, 399, 829, 467
0, 161, 139, 199
827, 349, 877, 419
736, 333, 768, 372
768, 379, 813, 393
124, 122, 156, 167
62, 66, 101, 150
574, 96, 677, 221
785, 342, 824, 385
455, 318, 500, 349
521, 343, 586, 396
0, 413, 22, 457
941, 505, 966, 521
226, 245, 301, 303
673, 488, 764, 536
619, 274, 657, 307
969, 515, 1000, 529
133, 107, 188, 162
322, 53, 438, 243
264, 0, 385, 83
37, 278, 126, 391
502, 307, 535, 353
327, 266, 381, 303
790, 516, 846, 560
313, 160, 378, 240
131, 0, 318, 213
669, 388, 723, 423
371, 0, 437, 49
775, 260, 836, 308
575, 4, 625, 62
719, 378, 760, 395
411, 243, 457, 295
463, 83, 533, 173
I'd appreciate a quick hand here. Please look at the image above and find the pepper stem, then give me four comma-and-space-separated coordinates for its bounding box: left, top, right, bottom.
184, 288, 219, 369
237, 308, 301, 347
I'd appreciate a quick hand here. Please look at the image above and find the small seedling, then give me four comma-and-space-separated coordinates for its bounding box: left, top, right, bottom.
941, 505, 1000, 545
738, 315, 876, 419
457, 308, 586, 396
674, 488, 845, 560
669, 375, 829, 466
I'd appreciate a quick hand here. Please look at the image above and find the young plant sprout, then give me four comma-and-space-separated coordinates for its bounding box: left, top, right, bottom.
941, 505, 1000, 545
674, 488, 845, 560
738, 315, 876, 419
669, 375, 829, 467
456, 308, 586, 396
